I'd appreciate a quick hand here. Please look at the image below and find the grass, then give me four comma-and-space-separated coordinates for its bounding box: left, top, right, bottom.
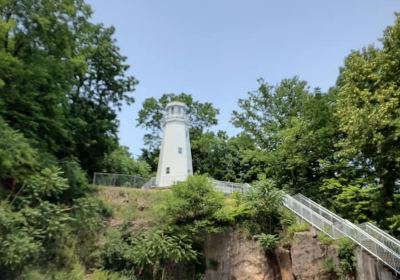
96, 186, 170, 227
280, 222, 310, 246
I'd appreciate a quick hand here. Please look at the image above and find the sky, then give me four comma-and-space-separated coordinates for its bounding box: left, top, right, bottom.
86, 0, 400, 157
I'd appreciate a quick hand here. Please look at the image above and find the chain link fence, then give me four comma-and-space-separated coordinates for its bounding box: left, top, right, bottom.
92, 172, 148, 188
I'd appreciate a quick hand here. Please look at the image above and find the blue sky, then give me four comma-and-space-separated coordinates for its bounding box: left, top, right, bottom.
86, 0, 400, 157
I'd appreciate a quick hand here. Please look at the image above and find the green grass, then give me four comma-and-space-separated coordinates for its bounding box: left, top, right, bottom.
97, 186, 170, 226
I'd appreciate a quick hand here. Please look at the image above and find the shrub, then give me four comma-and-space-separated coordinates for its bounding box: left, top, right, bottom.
317, 232, 335, 246
0, 202, 41, 274
322, 256, 338, 275
59, 158, 91, 199
161, 175, 225, 237
242, 179, 284, 234
0, 119, 37, 189
90, 269, 129, 280
338, 237, 356, 275
256, 233, 279, 252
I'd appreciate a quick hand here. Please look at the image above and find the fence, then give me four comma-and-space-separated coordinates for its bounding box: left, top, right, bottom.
285, 194, 400, 274
283, 194, 338, 238
92, 172, 148, 188
359, 222, 400, 257
211, 179, 250, 194
212, 180, 400, 273
142, 177, 156, 189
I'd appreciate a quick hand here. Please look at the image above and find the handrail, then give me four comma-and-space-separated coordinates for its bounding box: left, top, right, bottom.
214, 182, 400, 274
359, 222, 400, 256
293, 193, 344, 224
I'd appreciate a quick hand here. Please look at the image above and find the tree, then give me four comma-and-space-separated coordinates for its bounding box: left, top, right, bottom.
0, 118, 37, 190
101, 146, 150, 178
232, 77, 338, 195
336, 14, 400, 205
0, 0, 137, 175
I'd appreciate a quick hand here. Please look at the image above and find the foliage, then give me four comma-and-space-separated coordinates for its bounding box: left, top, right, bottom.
99, 177, 226, 278
232, 77, 339, 196
337, 238, 356, 275
102, 146, 150, 178
335, 13, 400, 228
256, 233, 279, 252
320, 178, 380, 224
90, 269, 128, 280
241, 179, 284, 234
0, 0, 137, 175
19, 262, 86, 280
280, 222, 310, 247
161, 175, 225, 237
100, 227, 197, 279
321, 256, 339, 276
317, 232, 335, 246
0, 202, 41, 272
0, 161, 105, 277
128, 229, 197, 277
0, 118, 37, 190
286, 223, 309, 234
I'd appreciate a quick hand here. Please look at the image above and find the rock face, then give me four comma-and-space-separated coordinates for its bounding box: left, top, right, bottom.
355, 247, 397, 280
290, 230, 340, 280
204, 228, 279, 280
204, 228, 398, 280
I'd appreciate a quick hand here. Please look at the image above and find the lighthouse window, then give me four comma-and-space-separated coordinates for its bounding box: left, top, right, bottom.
178, 147, 182, 154
166, 167, 170, 174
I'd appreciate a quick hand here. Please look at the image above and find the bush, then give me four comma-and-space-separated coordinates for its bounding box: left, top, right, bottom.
317, 232, 335, 246
256, 233, 279, 252
0, 119, 37, 189
338, 238, 356, 275
322, 256, 338, 275
0, 202, 41, 274
241, 179, 284, 234
161, 175, 225, 237
59, 158, 91, 199
90, 269, 128, 280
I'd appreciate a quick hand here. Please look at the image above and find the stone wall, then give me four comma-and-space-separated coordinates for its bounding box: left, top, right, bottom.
204, 228, 398, 280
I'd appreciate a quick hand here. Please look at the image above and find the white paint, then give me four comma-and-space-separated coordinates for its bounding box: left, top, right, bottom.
156, 101, 193, 187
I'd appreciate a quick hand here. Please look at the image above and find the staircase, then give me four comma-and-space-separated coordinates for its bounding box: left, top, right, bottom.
214, 181, 400, 275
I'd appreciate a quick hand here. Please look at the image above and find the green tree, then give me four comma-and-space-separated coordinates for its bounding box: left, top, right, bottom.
232, 77, 338, 195
0, 118, 37, 190
162, 175, 224, 234
336, 14, 400, 207
0, 0, 137, 175
102, 146, 150, 178
242, 179, 284, 234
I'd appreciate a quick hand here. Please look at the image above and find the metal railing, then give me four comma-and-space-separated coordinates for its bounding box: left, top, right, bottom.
286, 194, 400, 274
359, 222, 400, 256
141, 177, 156, 189
92, 172, 148, 188
211, 179, 250, 194
293, 193, 344, 224
215, 182, 400, 274
283, 194, 337, 238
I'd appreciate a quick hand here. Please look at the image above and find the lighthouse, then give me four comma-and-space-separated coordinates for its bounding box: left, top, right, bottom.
156, 101, 193, 187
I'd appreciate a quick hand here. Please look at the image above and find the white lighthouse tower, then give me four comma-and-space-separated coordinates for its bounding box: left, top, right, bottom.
156, 101, 193, 187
